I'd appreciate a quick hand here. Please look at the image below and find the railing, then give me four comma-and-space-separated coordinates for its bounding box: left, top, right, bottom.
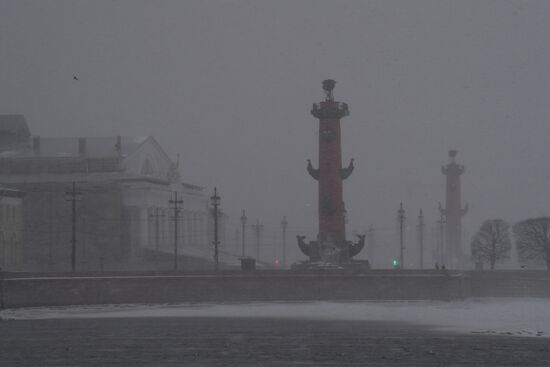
311, 102, 350, 119
0, 157, 121, 175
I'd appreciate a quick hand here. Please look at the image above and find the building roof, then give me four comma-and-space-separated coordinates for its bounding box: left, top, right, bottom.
0, 185, 25, 198
0, 115, 30, 136
0, 136, 148, 158
0, 115, 31, 151
0, 135, 180, 183
38, 136, 147, 158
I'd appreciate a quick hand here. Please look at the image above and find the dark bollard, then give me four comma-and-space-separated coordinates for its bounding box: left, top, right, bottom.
241, 257, 256, 272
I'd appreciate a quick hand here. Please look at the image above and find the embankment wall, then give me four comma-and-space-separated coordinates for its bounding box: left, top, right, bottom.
1, 272, 469, 308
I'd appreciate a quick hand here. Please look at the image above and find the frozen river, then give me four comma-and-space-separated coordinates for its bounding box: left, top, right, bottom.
2, 298, 549, 337
2, 299, 550, 366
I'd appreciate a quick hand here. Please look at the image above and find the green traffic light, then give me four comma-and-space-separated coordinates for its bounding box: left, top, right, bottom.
392, 259, 399, 267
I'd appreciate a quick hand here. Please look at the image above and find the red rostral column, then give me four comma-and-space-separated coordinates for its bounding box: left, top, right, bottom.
298, 80, 364, 263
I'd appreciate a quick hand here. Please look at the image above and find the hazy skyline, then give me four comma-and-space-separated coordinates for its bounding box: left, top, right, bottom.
2, 1, 550, 255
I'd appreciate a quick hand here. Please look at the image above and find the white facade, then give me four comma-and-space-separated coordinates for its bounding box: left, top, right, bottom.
0, 117, 235, 271
0, 188, 24, 271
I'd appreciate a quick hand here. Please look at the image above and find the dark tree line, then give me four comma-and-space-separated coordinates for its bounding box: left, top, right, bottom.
471, 217, 550, 270
471, 219, 511, 270
513, 218, 550, 270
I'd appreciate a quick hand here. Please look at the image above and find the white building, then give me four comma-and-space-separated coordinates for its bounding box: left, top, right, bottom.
0, 186, 25, 271
0, 115, 235, 271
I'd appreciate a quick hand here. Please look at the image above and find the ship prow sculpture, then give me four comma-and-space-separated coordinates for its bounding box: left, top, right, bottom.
295, 80, 366, 268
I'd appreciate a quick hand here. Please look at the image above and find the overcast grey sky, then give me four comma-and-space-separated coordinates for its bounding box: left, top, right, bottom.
1, 1, 550, 250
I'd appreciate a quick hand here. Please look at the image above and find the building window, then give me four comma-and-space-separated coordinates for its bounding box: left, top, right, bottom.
12, 240, 18, 265
147, 207, 154, 249
184, 211, 192, 246
193, 213, 199, 246
160, 209, 167, 249
0, 231, 4, 267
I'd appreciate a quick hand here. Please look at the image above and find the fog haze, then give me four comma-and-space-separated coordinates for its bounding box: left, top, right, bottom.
2, 0, 550, 255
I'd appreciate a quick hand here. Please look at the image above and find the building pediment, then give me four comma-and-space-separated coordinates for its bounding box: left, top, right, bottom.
121, 137, 178, 182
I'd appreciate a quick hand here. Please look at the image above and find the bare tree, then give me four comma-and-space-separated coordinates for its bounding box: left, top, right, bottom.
513, 217, 550, 270
470, 219, 511, 270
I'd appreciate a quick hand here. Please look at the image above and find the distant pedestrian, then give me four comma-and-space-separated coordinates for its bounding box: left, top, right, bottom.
441, 264, 446, 271
435, 263, 440, 270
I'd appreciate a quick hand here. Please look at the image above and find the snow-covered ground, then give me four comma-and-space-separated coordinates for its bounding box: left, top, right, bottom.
2, 298, 549, 337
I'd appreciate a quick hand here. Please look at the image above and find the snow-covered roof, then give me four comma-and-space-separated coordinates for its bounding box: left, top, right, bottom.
0, 185, 25, 198
0, 136, 149, 159
0, 115, 30, 136
38, 136, 148, 158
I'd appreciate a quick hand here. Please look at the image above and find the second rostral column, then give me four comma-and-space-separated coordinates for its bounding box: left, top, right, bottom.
298, 80, 365, 263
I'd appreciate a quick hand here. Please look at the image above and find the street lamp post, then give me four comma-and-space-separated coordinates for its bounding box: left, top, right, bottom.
438, 212, 446, 267
252, 219, 263, 261
210, 187, 221, 272
65, 182, 82, 273
240, 210, 247, 257
398, 202, 405, 269
169, 192, 183, 271
418, 209, 425, 270
281, 216, 288, 267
